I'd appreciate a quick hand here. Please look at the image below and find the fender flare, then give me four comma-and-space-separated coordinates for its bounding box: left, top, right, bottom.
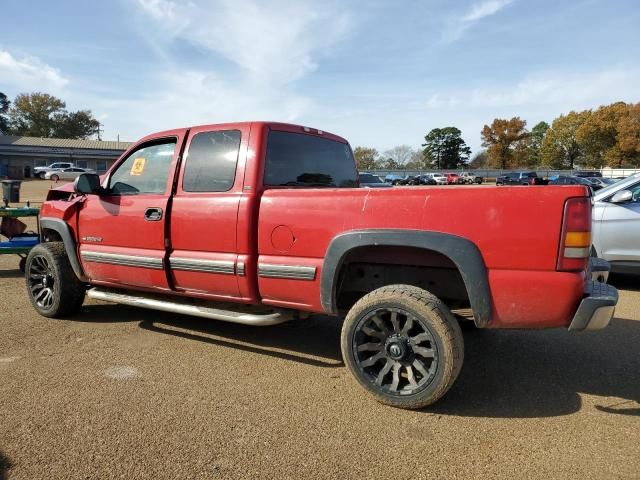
40, 217, 88, 282
320, 229, 492, 327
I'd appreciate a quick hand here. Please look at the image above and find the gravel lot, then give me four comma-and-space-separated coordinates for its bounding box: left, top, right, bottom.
1, 180, 639, 480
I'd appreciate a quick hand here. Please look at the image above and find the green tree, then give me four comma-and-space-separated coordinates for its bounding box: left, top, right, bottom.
0, 92, 9, 133
7, 92, 99, 139
353, 146, 380, 170
421, 127, 471, 169
52, 110, 100, 139
481, 117, 530, 169
541, 111, 590, 169
527, 121, 549, 166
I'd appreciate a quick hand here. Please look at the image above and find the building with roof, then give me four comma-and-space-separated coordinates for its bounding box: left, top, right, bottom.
0, 135, 132, 179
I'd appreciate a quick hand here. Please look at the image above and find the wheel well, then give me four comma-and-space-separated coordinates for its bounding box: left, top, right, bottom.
334, 245, 471, 314
42, 228, 62, 242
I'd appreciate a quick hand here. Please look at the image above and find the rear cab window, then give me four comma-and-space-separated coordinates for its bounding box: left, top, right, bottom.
264, 131, 357, 188
182, 130, 241, 192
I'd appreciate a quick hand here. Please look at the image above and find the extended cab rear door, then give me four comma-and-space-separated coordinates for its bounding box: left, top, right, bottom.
77, 130, 187, 290
167, 124, 251, 300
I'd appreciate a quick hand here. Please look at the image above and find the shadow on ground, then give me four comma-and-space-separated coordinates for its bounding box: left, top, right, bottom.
138, 311, 344, 368
431, 316, 640, 418
0, 450, 12, 480
609, 273, 640, 292
67, 298, 639, 418
0, 268, 23, 279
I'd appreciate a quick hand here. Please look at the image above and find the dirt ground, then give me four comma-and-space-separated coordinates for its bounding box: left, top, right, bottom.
1, 180, 639, 480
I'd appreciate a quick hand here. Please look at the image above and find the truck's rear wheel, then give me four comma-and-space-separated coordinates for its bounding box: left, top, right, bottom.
341, 285, 464, 409
25, 242, 85, 318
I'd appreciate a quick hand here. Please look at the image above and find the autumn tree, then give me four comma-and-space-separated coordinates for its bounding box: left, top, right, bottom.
0, 92, 9, 133
576, 102, 640, 168
615, 103, 640, 167
353, 146, 380, 170
7, 92, 100, 139
480, 117, 530, 169
540, 111, 590, 169
421, 127, 471, 169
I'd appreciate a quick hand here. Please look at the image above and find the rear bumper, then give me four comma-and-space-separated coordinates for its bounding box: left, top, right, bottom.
569, 259, 618, 331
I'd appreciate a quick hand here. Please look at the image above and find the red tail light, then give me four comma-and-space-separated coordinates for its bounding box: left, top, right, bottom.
557, 197, 592, 271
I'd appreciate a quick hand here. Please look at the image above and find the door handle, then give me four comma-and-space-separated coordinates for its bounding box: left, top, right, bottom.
144, 207, 163, 221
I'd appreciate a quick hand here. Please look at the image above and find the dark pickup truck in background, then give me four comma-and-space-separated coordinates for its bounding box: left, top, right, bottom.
496, 171, 548, 185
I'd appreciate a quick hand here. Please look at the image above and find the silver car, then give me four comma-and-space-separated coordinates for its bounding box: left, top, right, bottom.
592, 173, 640, 273
44, 167, 96, 181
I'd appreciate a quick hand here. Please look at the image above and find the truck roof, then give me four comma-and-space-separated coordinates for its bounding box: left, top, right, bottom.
135, 121, 349, 147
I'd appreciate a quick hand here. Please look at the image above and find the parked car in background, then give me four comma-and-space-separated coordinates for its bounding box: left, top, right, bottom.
458, 172, 483, 184
359, 173, 392, 188
588, 177, 617, 188
428, 173, 448, 185
34, 162, 74, 179
44, 167, 96, 182
549, 175, 599, 191
496, 171, 547, 185
575, 171, 603, 178
417, 174, 436, 185
592, 173, 640, 274
384, 174, 405, 185
444, 173, 461, 184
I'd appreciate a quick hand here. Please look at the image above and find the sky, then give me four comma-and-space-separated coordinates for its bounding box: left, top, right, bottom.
1, 0, 639, 153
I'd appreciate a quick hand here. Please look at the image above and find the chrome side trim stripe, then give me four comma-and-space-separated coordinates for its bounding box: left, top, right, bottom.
258, 264, 316, 280
81, 251, 163, 270
170, 257, 235, 275
236, 261, 245, 276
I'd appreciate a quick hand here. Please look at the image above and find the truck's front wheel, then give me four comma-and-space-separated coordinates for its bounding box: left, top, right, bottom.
341, 285, 464, 409
25, 242, 85, 318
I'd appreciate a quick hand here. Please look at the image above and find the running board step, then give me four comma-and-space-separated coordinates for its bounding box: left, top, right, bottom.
86, 288, 293, 326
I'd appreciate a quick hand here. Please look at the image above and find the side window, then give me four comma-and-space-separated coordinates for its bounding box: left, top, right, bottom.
630, 183, 640, 202
108, 141, 176, 195
182, 130, 241, 192
264, 131, 357, 187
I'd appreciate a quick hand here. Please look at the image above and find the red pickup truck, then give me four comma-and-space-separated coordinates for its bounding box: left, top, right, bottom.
27, 121, 617, 409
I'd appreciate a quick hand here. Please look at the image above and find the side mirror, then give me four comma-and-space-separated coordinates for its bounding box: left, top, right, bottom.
74, 173, 101, 195
610, 190, 633, 204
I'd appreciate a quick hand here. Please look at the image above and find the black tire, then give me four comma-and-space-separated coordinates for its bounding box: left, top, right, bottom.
341, 285, 464, 409
38, 172, 46, 179
25, 242, 85, 318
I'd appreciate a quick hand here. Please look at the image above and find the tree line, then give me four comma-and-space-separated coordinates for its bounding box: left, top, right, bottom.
355, 101, 640, 171
0, 92, 100, 139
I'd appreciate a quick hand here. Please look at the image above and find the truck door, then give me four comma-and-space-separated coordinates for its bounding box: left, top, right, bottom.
168, 125, 250, 300
77, 133, 186, 290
